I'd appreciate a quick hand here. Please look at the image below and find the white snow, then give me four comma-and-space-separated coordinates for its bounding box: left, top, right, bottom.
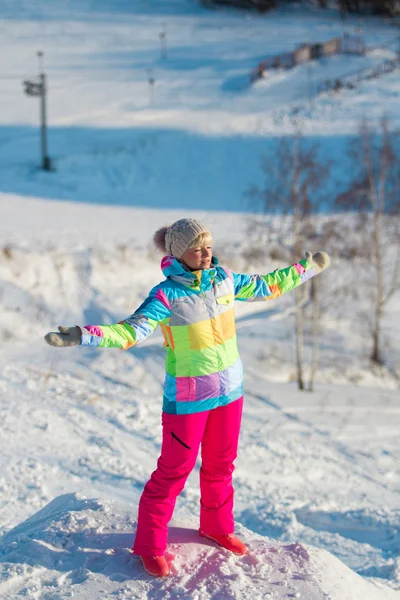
1, 492, 397, 600
0, 0, 399, 598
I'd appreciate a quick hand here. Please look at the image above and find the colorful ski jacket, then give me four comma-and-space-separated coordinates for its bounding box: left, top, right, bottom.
81, 255, 317, 415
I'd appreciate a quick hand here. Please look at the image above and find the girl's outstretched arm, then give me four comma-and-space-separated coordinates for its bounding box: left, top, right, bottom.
45, 286, 171, 349
232, 251, 330, 303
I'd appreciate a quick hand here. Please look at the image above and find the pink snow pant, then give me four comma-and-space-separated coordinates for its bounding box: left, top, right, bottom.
133, 396, 243, 556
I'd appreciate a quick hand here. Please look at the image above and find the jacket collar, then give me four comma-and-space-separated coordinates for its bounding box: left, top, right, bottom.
161, 255, 218, 290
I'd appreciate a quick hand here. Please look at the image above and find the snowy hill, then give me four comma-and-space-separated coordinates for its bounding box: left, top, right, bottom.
0, 493, 398, 599
0, 0, 399, 210
0, 0, 400, 597
0, 336, 399, 597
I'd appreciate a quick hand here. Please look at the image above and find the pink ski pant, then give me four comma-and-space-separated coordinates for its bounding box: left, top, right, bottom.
133, 396, 243, 556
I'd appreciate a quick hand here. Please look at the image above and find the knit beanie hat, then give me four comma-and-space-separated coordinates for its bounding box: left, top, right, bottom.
153, 218, 211, 259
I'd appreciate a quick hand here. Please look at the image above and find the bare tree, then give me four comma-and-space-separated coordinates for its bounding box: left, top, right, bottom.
336, 117, 400, 365
247, 125, 330, 390
308, 277, 320, 392
338, 0, 398, 14
202, 0, 276, 11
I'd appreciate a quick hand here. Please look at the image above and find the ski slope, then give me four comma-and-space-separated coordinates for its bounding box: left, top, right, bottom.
0, 0, 399, 210
0, 0, 399, 598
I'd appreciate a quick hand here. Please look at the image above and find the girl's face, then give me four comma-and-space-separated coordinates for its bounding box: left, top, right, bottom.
181, 245, 212, 271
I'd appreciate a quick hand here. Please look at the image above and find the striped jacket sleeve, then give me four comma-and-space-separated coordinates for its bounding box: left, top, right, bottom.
232, 258, 316, 302
80, 286, 171, 349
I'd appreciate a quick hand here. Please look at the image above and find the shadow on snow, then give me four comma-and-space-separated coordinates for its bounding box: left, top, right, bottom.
0, 124, 354, 212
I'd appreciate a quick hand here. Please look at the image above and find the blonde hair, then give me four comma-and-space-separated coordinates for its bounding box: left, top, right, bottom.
187, 232, 212, 249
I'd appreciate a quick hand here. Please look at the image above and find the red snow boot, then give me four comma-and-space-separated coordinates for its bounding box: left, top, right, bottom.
140, 555, 170, 577
199, 530, 247, 555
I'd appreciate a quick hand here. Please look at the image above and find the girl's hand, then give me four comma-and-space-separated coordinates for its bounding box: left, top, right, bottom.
305, 251, 330, 274
44, 326, 82, 347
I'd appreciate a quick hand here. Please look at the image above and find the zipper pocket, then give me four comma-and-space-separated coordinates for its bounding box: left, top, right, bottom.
171, 432, 191, 450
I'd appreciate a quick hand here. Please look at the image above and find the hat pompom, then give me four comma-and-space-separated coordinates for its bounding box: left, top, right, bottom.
153, 226, 169, 253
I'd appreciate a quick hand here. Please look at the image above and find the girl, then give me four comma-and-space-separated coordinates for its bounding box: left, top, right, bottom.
45, 218, 330, 578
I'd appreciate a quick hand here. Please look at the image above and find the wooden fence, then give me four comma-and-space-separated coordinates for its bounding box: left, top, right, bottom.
251, 35, 365, 83
320, 56, 399, 94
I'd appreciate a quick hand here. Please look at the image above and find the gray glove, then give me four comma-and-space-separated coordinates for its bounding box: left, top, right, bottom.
44, 325, 82, 347
305, 251, 330, 274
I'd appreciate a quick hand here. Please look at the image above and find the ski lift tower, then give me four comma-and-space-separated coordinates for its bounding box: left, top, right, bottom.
23, 51, 52, 171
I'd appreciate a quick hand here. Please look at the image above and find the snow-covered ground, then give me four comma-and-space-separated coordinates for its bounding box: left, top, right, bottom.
1, 0, 399, 210
0, 1, 400, 598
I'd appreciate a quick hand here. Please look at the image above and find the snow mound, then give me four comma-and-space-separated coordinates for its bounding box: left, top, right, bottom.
0, 493, 397, 599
